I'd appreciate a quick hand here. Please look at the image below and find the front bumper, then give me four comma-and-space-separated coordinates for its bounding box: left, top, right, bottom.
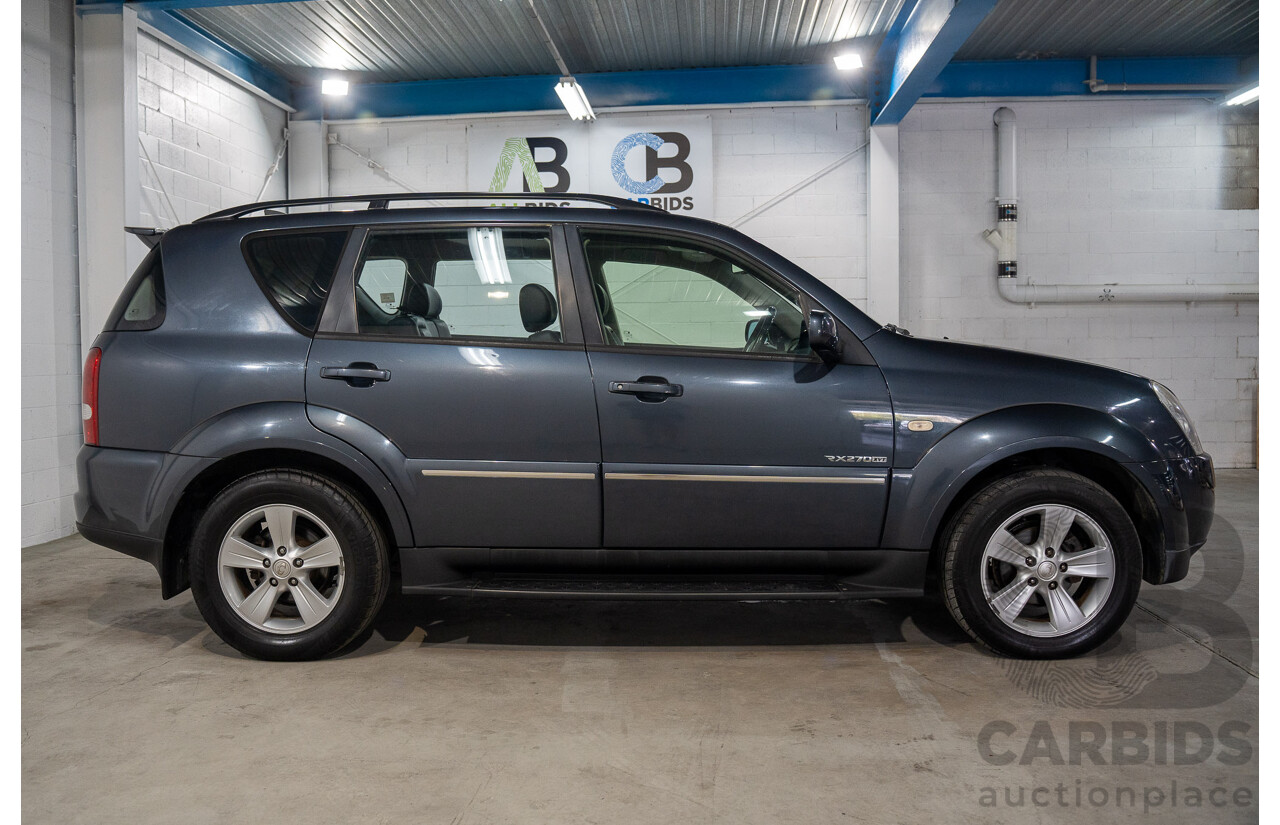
1128, 453, 1215, 584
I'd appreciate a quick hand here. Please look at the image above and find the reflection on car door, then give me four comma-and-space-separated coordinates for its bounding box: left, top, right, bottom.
571, 226, 894, 549
306, 223, 602, 548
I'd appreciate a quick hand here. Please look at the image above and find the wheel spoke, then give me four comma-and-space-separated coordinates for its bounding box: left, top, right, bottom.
986, 529, 1031, 566
295, 536, 341, 569
240, 580, 282, 625
989, 578, 1036, 623
1060, 546, 1114, 579
262, 505, 296, 552
1039, 505, 1077, 551
291, 578, 333, 626
222, 537, 270, 569
1045, 585, 1087, 633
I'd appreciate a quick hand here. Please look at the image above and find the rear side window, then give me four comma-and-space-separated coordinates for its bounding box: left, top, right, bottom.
244, 231, 348, 332
108, 246, 166, 331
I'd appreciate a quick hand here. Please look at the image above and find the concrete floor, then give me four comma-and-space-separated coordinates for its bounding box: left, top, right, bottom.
24, 471, 1257, 824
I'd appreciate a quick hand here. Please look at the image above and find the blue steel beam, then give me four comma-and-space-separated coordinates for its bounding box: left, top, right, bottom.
133, 8, 293, 105
292, 55, 1254, 121
927, 55, 1253, 99
294, 64, 867, 121
871, 0, 999, 124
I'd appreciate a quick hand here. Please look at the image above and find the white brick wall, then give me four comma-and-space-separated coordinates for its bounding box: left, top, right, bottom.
900, 98, 1258, 467
324, 104, 870, 305
22, 0, 81, 546
137, 32, 287, 227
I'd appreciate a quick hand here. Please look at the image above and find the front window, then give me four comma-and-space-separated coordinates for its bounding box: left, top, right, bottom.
580, 230, 810, 355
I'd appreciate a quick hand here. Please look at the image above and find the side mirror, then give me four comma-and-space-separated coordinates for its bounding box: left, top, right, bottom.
744, 319, 760, 342
807, 310, 840, 356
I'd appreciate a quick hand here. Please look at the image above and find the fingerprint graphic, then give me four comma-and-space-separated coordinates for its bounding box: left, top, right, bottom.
610, 132, 665, 194
1001, 653, 1160, 708
488, 138, 545, 193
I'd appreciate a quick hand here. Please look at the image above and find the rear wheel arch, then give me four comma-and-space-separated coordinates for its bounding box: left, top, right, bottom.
161, 448, 407, 598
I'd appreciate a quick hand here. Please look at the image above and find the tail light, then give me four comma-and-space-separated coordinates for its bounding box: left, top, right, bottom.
82, 347, 102, 446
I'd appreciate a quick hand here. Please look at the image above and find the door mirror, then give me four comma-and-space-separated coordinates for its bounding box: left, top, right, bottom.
744, 319, 760, 342
806, 310, 840, 355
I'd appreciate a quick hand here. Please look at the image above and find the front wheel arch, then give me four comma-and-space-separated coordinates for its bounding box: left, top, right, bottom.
923, 448, 1163, 594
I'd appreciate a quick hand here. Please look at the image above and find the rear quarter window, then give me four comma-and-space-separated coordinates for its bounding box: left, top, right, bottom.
107, 246, 166, 331
243, 231, 349, 332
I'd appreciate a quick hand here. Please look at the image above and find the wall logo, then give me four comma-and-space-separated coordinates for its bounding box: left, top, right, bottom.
488, 137, 571, 194
609, 132, 693, 196
470, 117, 711, 215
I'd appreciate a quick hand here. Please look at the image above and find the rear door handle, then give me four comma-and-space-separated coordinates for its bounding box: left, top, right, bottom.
609, 377, 683, 402
320, 363, 390, 387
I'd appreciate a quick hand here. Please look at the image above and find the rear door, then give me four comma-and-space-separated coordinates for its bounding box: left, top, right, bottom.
569, 226, 893, 549
305, 223, 602, 548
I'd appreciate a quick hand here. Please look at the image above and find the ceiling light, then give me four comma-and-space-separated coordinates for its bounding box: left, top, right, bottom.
487, 291, 510, 300
554, 76, 596, 121
321, 78, 349, 96
833, 52, 863, 71
1224, 84, 1259, 106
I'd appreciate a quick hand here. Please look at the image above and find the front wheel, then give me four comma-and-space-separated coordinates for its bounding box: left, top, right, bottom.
189, 470, 389, 661
941, 469, 1142, 658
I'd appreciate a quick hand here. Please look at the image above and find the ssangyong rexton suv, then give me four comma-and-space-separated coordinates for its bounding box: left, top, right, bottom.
76, 193, 1215, 661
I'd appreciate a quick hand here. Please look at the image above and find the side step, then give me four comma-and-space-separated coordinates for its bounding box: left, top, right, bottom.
401, 575, 922, 601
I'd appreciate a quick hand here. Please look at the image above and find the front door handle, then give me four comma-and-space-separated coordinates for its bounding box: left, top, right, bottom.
609, 376, 683, 402
320, 363, 390, 388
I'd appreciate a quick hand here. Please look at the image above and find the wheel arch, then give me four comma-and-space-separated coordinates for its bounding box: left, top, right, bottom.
156, 402, 414, 599
161, 447, 409, 599
879, 405, 1168, 591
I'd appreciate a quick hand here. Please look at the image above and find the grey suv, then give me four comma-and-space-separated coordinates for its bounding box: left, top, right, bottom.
76, 193, 1215, 661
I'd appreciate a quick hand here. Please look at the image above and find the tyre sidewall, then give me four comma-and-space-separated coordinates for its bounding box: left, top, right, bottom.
190, 471, 387, 661
946, 471, 1142, 659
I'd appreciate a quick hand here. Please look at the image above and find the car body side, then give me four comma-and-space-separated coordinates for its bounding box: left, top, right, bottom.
75, 206, 1214, 599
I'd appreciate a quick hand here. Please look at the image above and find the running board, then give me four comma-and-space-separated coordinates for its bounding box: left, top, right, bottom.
401, 575, 922, 601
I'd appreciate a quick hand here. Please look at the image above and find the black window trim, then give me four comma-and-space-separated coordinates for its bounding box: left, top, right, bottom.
241, 226, 356, 337
107, 245, 167, 332
566, 223, 840, 364
316, 220, 586, 348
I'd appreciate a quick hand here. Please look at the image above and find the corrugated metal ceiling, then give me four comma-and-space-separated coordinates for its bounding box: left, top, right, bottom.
177, 0, 1259, 85
956, 0, 1258, 61
179, 0, 907, 83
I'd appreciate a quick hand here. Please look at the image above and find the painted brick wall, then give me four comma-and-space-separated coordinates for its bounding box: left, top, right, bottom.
22, 0, 81, 546
137, 32, 287, 228
324, 104, 869, 305
899, 98, 1258, 468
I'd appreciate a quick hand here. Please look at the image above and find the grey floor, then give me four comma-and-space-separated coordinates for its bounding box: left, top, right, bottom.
23, 471, 1257, 824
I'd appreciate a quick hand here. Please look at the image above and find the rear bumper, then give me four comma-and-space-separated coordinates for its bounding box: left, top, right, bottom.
1129, 453, 1215, 584
75, 445, 214, 594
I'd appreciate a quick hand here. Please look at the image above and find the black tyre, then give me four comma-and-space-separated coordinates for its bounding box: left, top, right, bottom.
189, 470, 389, 661
941, 469, 1142, 658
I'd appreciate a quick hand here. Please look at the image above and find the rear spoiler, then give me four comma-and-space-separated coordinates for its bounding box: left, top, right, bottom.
125, 226, 165, 249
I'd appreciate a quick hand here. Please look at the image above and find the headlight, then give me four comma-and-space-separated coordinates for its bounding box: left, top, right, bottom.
1151, 381, 1203, 454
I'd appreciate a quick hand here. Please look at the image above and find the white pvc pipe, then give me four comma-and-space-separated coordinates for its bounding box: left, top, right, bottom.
987, 105, 1258, 304
998, 279, 1259, 304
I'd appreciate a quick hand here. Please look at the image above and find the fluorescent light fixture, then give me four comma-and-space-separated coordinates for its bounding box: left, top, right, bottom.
833, 52, 863, 71
554, 76, 596, 121
743, 309, 772, 317
1224, 84, 1259, 106
467, 227, 512, 285
487, 291, 510, 299
321, 78, 349, 96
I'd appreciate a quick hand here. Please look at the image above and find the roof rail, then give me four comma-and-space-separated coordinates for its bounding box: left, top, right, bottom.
194, 192, 662, 222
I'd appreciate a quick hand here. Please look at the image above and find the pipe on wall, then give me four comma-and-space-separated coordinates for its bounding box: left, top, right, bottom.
984, 105, 1258, 304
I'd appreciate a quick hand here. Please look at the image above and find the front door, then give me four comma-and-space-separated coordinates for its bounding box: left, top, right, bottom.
571, 227, 893, 548
306, 223, 601, 548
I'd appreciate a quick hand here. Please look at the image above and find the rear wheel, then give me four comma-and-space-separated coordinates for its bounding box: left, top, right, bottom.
190, 470, 389, 661
942, 469, 1142, 658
